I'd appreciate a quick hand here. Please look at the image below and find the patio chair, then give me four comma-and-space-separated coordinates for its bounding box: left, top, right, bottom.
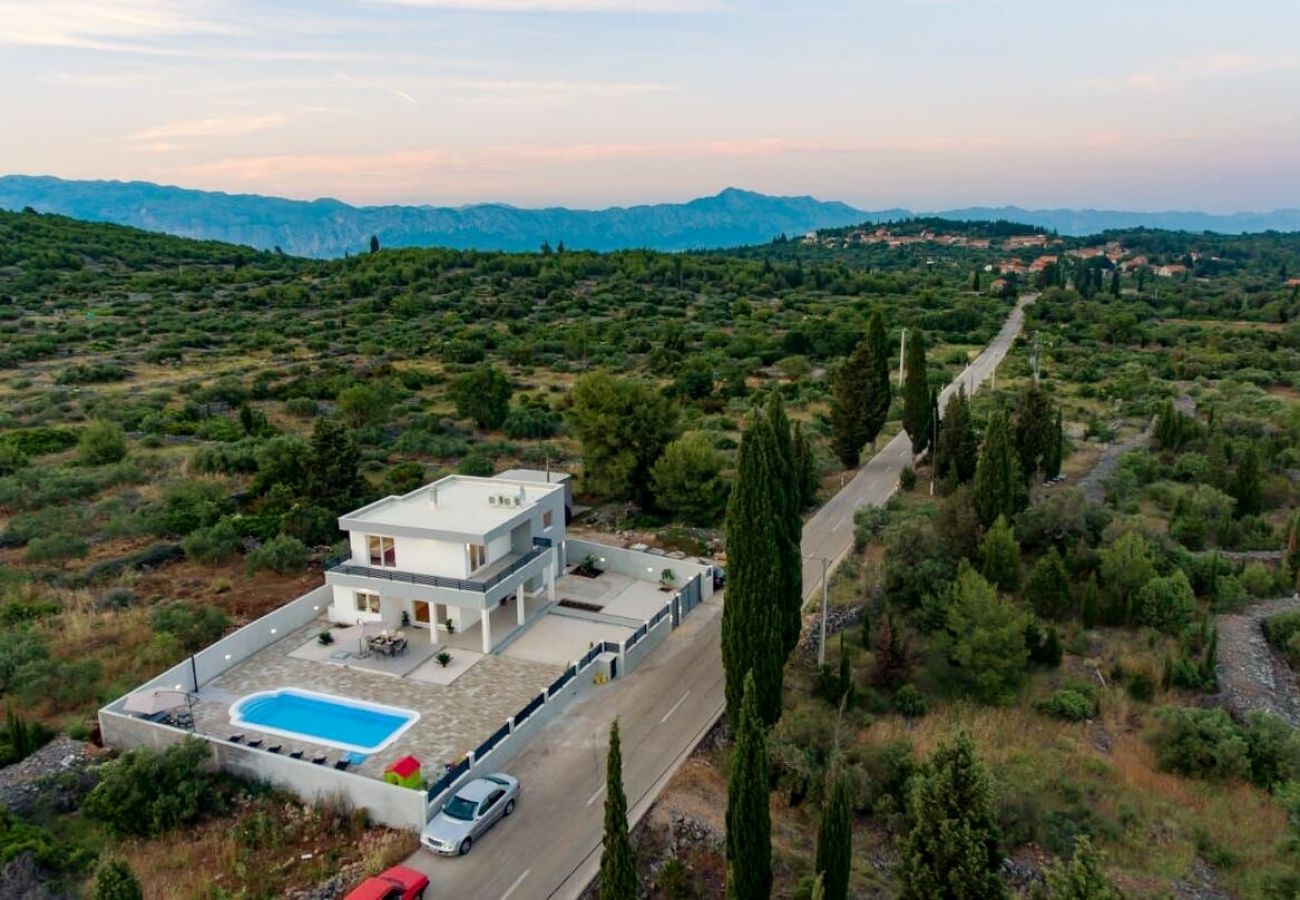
246, 738, 263, 749
289, 749, 304, 759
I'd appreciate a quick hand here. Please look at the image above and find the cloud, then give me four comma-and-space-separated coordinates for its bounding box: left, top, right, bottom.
360, 0, 720, 11
1089, 51, 1299, 93
0, 0, 240, 52
128, 113, 289, 142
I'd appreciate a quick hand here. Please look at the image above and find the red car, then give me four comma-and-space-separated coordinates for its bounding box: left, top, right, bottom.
343, 866, 430, 900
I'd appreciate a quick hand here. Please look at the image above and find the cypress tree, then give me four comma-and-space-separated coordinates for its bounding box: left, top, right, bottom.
901, 328, 931, 454
307, 416, 364, 513
1080, 572, 1100, 629
979, 515, 1021, 593
830, 340, 871, 468
1026, 547, 1071, 619
1042, 408, 1064, 480
863, 310, 891, 452
767, 394, 804, 659
726, 672, 772, 900
1229, 442, 1262, 518
896, 732, 1006, 900
598, 721, 638, 900
723, 413, 786, 726
937, 386, 978, 485
815, 760, 853, 900
972, 409, 1026, 527
1014, 383, 1055, 483
793, 421, 818, 508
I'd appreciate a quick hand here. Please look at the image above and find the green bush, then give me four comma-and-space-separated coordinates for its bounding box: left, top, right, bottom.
1242, 711, 1300, 790
894, 684, 928, 718
24, 532, 89, 563
181, 518, 243, 564
94, 859, 144, 900
1148, 707, 1250, 781
852, 505, 890, 551
83, 739, 223, 837
457, 451, 494, 477
899, 466, 917, 491
78, 419, 128, 465
0, 707, 54, 767
1213, 575, 1250, 612
245, 535, 309, 574
1264, 609, 1300, 668
150, 602, 230, 652
284, 397, 319, 418
1035, 689, 1094, 722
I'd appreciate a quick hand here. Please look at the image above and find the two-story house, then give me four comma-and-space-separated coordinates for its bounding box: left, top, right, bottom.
324, 474, 567, 653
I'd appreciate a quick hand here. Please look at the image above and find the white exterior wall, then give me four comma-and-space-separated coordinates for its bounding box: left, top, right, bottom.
348, 532, 465, 578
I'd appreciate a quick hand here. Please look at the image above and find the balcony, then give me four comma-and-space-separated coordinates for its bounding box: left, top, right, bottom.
325, 538, 552, 603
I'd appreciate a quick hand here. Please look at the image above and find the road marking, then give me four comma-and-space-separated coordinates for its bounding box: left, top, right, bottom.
502, 869, 530, 900
586, 783, 606, 806
659, 690, 692, 724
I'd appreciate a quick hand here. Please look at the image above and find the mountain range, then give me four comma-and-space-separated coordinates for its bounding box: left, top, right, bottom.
2, 174, 1298, 258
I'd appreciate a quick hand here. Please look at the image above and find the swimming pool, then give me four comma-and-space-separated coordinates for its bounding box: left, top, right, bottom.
229, 688, 419, 754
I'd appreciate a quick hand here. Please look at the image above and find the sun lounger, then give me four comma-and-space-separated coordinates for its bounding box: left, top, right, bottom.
266, 744, 281, 754
312, 754, 327, 765
289, 749, 304, 759
246, 738, 263, 749
229, 733, 245, 743
333, 759, 350, 771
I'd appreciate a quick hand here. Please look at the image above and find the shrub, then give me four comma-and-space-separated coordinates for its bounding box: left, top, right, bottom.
457, 451, 494, 477
503, 404, 561, 439
1135, 570, 1196, 633
852, 506, 890, 551
24, 533, 89, 563
1212, 574, 1250, 612
284, 397, 319, 418
180, 518, 242, 564
1242, 711, 1300, 790
1148, 707, 1250, 781
899, 466, 917, 491
245, 535, 309, 574
150, 602, 230, 653
83, 739, 222, 837
1036, 689, 1094, 722
894, 684, 928, 718
0, 708, 54, 767
78, 419, 128, 465
94, 859, 144, 900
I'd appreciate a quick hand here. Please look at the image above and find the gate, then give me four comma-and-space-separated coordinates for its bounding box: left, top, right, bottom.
678, 574, 703, 618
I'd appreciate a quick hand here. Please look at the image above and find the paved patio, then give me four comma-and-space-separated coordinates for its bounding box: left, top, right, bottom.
554, 570, 674, 620
191, 618, 562, 783
499, 613, 634, 667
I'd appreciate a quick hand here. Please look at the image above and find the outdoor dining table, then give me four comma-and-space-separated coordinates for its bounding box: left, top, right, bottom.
367, 634, 408, 656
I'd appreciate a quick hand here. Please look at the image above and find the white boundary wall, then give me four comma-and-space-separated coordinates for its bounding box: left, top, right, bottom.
566, 538, 715, 601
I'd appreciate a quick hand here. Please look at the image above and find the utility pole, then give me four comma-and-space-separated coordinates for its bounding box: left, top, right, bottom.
818, 556, 829, 667
898, 328, 906, 388
1030, 331, 1042, 384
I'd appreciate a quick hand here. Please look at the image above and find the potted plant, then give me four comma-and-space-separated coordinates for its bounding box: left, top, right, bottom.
444, 617, 455, 634
659, 568, 676, 591
436, 651, 453, 668
575, 554, 603, 578
317, 630, 334, 645
400, 610, 411, 627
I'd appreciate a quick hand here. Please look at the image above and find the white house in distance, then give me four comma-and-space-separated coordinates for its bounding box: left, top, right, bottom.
324, 473, 567, 653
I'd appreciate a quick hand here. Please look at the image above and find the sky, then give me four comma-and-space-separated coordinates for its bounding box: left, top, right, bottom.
2, 0, 1299, 212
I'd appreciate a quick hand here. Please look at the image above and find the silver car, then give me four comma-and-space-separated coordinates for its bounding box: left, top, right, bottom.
421, 773, 520, 856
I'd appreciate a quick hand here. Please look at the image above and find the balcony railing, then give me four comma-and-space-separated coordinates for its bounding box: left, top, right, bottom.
325, 538, 552, 595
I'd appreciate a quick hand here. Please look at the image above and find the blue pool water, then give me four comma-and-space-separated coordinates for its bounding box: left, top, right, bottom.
230, 689, 418, 753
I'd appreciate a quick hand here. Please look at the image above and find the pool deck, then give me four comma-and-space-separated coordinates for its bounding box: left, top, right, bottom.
190, 617, 562, 782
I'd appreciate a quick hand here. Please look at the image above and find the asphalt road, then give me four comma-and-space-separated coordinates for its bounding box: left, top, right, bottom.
405, 295, 1032, 900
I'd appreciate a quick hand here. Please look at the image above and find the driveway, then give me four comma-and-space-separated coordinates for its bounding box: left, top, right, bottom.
403, 295, 1033, 899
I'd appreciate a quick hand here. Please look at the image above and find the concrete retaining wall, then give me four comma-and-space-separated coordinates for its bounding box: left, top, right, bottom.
622, 610, 673, 674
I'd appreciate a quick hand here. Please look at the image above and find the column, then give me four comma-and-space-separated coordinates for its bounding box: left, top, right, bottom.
516, 584, 526, 626
481, 606, 493, 654
546, 562, 556, 603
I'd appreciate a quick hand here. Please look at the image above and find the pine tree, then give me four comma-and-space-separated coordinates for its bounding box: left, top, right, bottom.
306, 416, 364, 513
979, 515, 1021, 593
598, 721, 637, 900
1014, 383, 1055, 483
726, 672, 772, 900
1044, 835, 1122, 900
902, 328, 931, 454
767, 393, 805, 659
896, 732, 1006, 900
815, 760, 853, 900
723, 413, 787, 726
972, 409, 1026, 527
863, 310, 891, 452
937, 386, 978, 485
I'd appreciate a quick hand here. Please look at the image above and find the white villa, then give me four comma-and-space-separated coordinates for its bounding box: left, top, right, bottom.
324, 473, 568, 653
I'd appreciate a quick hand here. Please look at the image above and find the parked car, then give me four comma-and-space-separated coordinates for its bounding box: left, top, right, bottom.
712, 565, 726, 590
343, 865, 429, 900
421, 773, 520, 856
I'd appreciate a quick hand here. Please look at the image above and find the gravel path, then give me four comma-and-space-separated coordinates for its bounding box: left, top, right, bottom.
1077, 395, 1195, 505
1215, 594, 1300, 727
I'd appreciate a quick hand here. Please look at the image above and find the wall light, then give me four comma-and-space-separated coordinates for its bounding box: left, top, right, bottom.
174, 684, 183, 691
270, 628, 278, 635
224, 654, 232, 661
312, 605, 320, 612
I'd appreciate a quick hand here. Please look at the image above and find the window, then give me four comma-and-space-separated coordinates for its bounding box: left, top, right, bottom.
368, 535, 396, 567
468, 543, 488, 571
542, 510, 554, 529
479, 789, 505, 817
354, 591, 381, 614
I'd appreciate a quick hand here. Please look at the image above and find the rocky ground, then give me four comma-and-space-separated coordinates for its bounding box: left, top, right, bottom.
1215, 594, 1300, 728
0, 737, 101, 818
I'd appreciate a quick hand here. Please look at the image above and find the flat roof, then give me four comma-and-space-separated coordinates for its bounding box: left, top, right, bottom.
340, 475, 564, 540
495, 468, 572, 485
